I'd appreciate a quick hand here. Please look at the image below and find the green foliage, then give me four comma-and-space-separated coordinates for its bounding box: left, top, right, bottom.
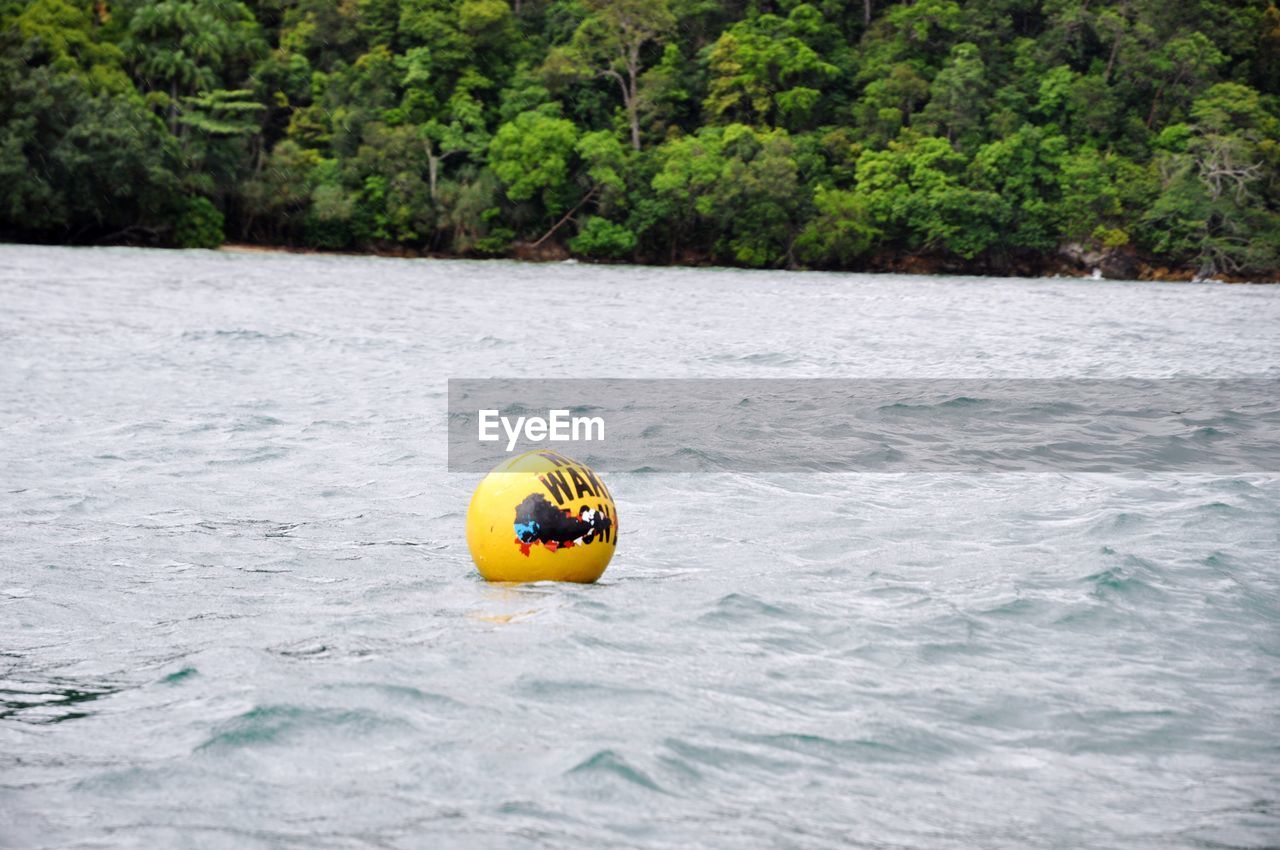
541, 0, 675, 149
852, 132, 1007, 259
242, 140, 321, 240
173, 196, 225, 247
574, 128, 632, 225
178, 89, 265, 136
649, 124, 806, 266
349, 123, 436, 243
14, 0, 130, 91
0, 36, 179, 239
912, 43, 988, 150
1141, 83, 1280, 276
126, 0, 265, 103
970, 124, 1067, 251
488, 109, 579, 210
570, 216, 637, 258
860, 0, 963, 79
1, 0, 1277, 277
795, 186, 878, 266
703, 7, 840, 130
852, 63, 928, 147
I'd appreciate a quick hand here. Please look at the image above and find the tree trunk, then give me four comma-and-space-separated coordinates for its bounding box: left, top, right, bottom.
1104, 0, 1129, 83
626, 44, 642, 151
169, 79, 179, 137
1148, 66, 1187, 128
1104, 32, 1122, 82
864, 0, 872, 28
424, 139, 454, 201
532, 187, 597, 248
626, 92, 640, 151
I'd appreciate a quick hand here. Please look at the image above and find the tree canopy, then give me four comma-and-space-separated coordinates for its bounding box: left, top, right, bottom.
2, 0, 1278, 277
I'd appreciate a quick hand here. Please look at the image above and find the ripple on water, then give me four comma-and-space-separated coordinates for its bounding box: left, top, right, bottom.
1083, 561, 1166, 602
731, 731, 913, 766
180, 329, 306, 343
160, 667, 198, 685
661, 737, 799, 778
564, 749, 665, 795
698, 592, 795, 623
320, 682, 471, 710
196, 705, 407, 751
515, 678, 668, 704
0, 679, 121, 725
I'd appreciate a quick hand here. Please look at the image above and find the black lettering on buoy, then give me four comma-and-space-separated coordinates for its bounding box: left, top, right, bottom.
593, 472, 613, 501
566, 466, 596, 499
538, 451, 569, 467
601, 503, 616, 542
540, 470, 573, 506
582, 466, 606, 499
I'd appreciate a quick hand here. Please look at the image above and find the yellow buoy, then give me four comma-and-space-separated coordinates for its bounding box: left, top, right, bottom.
466, 450, 618, 583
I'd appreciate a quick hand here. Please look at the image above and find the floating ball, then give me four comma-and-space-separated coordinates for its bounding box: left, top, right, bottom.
466, 450, 618, 583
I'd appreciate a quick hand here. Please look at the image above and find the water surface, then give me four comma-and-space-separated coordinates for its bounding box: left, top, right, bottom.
1, 245, 1278, 849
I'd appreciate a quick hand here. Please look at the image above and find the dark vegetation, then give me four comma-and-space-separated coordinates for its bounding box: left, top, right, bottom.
3, 0, 1279, 278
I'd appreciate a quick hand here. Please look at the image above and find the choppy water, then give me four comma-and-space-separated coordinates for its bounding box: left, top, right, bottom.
1, 244, 1278, 850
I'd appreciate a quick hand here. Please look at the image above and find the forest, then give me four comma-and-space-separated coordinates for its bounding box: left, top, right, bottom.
3, 0, 1279, 278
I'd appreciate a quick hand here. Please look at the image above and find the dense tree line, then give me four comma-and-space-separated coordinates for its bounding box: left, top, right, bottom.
3, 0, 1279, 277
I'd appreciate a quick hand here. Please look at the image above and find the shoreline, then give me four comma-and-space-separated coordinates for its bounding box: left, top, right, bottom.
4, 239, 1273, 284
214, 242, 1274, 284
